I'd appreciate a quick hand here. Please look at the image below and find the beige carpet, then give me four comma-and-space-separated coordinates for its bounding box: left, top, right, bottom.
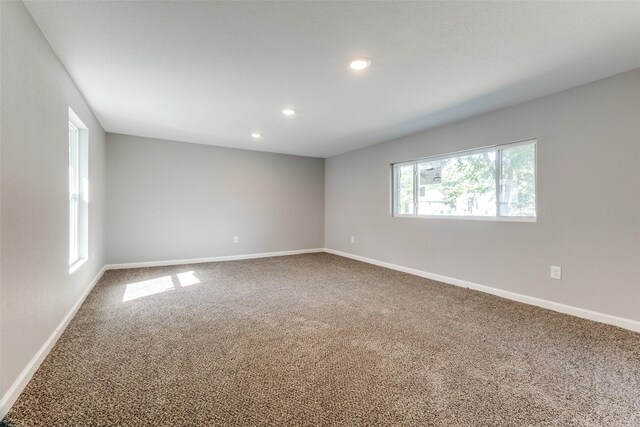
4, 253, 640, 426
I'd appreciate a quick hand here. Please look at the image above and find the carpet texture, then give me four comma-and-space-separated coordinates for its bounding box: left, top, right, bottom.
4, 253, 640, 426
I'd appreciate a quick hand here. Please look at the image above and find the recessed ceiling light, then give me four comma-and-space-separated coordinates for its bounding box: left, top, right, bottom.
251, 132, 262, 139
349, 57, 371, 71
282, 108, 296, 116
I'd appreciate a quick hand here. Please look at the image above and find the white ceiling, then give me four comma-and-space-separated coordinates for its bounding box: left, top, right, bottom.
25, 1, 640, 158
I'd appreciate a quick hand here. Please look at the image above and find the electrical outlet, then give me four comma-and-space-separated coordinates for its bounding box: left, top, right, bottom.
350, 236, 355, 244
550, 266, 562, 280
233, 236, 239, 244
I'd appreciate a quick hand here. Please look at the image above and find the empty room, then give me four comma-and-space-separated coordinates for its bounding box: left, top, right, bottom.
1, 0, 639, 425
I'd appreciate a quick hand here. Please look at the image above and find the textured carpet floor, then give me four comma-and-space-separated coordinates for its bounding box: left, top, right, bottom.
4, 253, 640, 426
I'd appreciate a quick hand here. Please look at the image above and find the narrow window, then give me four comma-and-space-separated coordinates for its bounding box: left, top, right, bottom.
69, 121, 80, 264
69, 108, 89, 272
392, 139, 536, 221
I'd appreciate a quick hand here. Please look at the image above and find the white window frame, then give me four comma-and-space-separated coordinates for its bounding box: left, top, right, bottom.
69, 108, 89, 273
391, 139, 537, 222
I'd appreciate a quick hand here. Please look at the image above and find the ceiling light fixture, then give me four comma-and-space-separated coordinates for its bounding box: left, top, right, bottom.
282, 108, 296, 116
251, 132, 262, 139
349, 57, 371, 71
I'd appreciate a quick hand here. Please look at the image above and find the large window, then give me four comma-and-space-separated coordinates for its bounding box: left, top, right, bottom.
69, 108, 89, 272
392, 140, 536, 220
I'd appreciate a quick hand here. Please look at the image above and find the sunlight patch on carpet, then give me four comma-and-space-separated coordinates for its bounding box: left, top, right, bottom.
122, 276, 175, 302
177, 271, 200, 287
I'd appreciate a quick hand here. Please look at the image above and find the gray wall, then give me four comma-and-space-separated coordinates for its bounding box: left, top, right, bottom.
106, 134, 324, 264
325, 68, 640, 322
0, 0, 107, 399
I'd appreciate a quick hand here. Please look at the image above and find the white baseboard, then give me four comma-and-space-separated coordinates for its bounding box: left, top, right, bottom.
0, 265, 107, 420
324, 248, 640, 333
105, 248, 325, 270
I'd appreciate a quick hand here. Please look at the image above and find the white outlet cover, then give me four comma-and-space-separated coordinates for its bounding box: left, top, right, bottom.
550, 266, 562, 280
350, 236, 355, 243
233, 236, 239, 243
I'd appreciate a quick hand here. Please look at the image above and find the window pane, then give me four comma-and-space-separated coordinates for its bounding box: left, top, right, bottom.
69, 198, 78, 264
417, 161, 449, 215
394, 164, 415, 215
69, 124, 79, 196
69, 122, 80, 264
418, 151, 496, 216
499, 143, 536, 217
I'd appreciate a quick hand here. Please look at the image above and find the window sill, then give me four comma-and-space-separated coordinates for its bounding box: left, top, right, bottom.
69, 258, 87, 274
392, 214, 537, 223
